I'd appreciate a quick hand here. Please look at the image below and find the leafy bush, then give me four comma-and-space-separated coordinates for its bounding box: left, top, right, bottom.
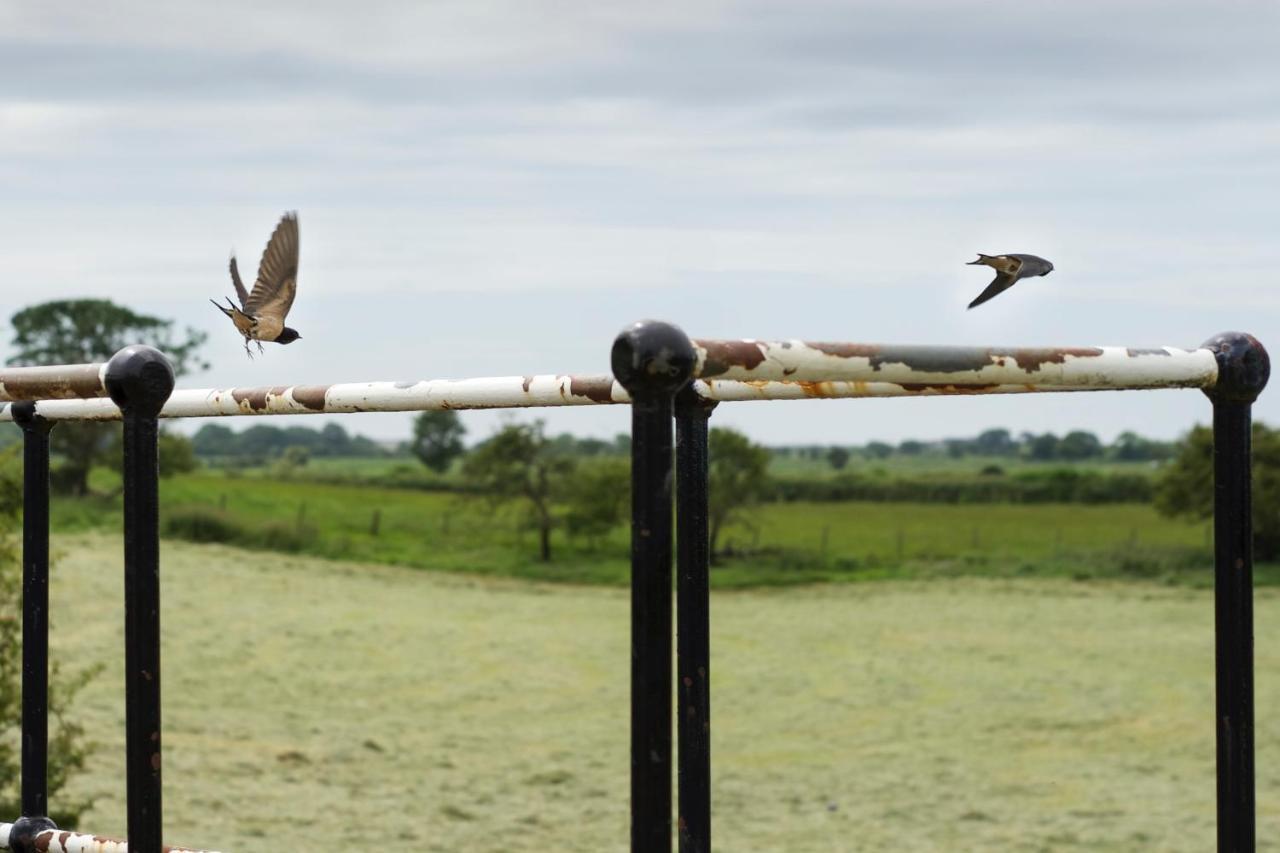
767, 468, 1153, 504
1156, 423, 1279, 561
162, 506, 245, 544
162, 506, 317, 553
246, 520, 317, 553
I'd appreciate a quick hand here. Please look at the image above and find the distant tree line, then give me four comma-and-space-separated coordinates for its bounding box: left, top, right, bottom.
769, 468, 1155, 504
192, 422, 388, 462
779, 427, 1176, 467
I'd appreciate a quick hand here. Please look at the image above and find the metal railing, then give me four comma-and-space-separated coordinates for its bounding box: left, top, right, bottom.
0, 322, 1269, 853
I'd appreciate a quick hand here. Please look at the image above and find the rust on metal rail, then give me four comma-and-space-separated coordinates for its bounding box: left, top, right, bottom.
0, 364, 106, 402
697, 340, 1116, 377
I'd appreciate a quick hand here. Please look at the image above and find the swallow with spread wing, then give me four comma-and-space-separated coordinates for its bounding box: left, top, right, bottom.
211, 212, 302, 357
965, 253, 1054, 309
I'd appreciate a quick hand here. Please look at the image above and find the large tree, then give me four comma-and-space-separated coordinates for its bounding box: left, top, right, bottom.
708, 427, 770, 563
1155, 422, 1279, 561
410, 410, 467, 474
8, 300, 208, 495
462, 420, 572, 561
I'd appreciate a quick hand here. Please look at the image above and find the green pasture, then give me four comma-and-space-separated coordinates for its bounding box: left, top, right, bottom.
48, 471, 1217, 587
44, 534, 1280, 851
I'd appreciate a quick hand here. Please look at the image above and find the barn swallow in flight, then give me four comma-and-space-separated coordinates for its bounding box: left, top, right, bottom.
965, 253, 1054, 309
211, 212, 301, 357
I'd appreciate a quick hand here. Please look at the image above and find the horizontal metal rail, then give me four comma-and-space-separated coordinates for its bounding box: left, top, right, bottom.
0, 363, 109, 403
693, 339, 1219, 388
0, 349, 1220, 423
0, 823, 217, 852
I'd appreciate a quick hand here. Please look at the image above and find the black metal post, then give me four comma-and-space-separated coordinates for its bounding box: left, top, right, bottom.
674, 386, 715, 853
104, 345, 175, 853
10, 403, 57, 851
1202, 332, 1269, 853
613, 320, 696, 853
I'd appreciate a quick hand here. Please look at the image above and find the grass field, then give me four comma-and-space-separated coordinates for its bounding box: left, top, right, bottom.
208, 450, 1159, 483
43, 533, 1280, 851
49, 471, 1219, 588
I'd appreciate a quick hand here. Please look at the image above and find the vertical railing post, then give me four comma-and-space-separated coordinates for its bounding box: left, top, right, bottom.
104, 346, 175, 853
1202, 332, 1269, 853
612, 320, 696, 853
674, 386, 716, 853
9, 403, 58, 852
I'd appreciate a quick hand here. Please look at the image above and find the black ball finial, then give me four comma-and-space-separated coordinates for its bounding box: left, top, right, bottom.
10, 815, 57, 852
103, 345, 175, 417
611, 320, 696, 397
1202, 332, 1269, 403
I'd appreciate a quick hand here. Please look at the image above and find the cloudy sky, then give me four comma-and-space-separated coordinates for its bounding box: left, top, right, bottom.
2, 1, 1277, 445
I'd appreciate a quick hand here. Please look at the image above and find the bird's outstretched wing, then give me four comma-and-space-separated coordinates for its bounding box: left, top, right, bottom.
228, 256, 250, 308
244, 212, 299, 323
967, 270, 1019, 309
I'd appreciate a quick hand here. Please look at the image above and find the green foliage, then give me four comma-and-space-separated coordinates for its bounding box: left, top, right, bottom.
163, 506, 245, 544
463, 421, 574, 561
1057, 430, 1104, 460
1156, 422, 1280, 560
547, 433, 628, 458
162, 506, 316, 553
709, 427, 770, 561
106, 429, 199, 480
192, 421, 385, 462
1110, 430, 1175, 462
780, 428, 1167, 466
9, 299, 208, 373
1023, 432, 1060, 461
863, 441, 893, 460
769, 467, 1153, 504
159, 431, 200, 477
563, 458, 629, 547
8, 299, 209, 497
974, 428, 1016, 456
0, 448, 97, 824
826, 446, 850, 470
411, 411, 467, 474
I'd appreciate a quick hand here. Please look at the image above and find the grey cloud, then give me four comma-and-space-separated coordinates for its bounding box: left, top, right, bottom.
4, 0, 1278, 134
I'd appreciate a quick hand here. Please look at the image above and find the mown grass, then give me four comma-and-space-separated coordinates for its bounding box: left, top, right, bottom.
48, 470, 1225, 588
44, 533, 1280, 851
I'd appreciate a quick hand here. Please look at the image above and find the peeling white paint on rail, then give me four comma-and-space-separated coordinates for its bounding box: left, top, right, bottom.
0, 374, 626, 421
695, 379, 1098, 401
1, 824, 218, 853
692, 340, 1219, 389
0, 367, 1207, 423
